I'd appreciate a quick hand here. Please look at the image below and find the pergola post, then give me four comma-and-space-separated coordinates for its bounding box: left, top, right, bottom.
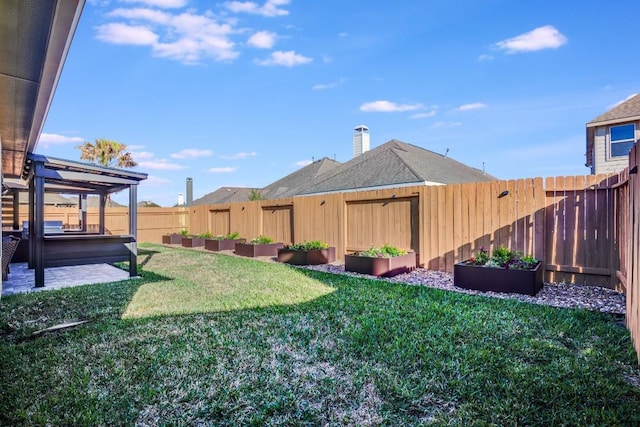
128, 184, 138, 277
34, 162, 45, 287
28, 179, 35, 269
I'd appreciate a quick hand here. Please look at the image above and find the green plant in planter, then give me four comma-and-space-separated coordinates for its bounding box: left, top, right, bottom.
213, 232, 242, 240
179, 229, 190, 236
251, 235, 274, 244
468, 246, 539, 270
197, 232, 213, 239
288, 240, 329, 251
359, 244, 407, 258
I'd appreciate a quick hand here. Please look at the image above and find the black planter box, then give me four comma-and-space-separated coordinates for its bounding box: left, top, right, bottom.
205, 238, 245, 252
181, 237, 206, 248
235, 242, 284, 257
277, 247, 336, 265
162, 234, 183, 245
344, 252, 416, 277
454, 261, 543, 296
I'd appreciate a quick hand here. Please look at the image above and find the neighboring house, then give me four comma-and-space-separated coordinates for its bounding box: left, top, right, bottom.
192, 187, 255, 205
299, 140, 494, 196
260, 157, 341, 199
586, 94, 640, 174
194, 140, 493, 204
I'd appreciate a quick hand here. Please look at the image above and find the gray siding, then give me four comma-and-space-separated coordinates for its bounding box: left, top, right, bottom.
592, 121, 638, 174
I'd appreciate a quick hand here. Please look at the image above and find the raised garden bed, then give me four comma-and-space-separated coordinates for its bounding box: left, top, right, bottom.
345, 251, 416, 277
453, 261, 543, 296
205, 238, 245, 252
277, 247, 336, 265
162, 234, 183, 245
182, 237, 206, 248
235, 242, 284, 258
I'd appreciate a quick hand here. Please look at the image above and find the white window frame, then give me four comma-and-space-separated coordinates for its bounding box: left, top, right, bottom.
609, 123, 635, 159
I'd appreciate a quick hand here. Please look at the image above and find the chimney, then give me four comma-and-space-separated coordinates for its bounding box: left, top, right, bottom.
353, 125, 370, 158
186, 177, 193, 206
178, 193, 184, 206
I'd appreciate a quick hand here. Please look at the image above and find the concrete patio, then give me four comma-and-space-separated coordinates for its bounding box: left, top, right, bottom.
2, 262, 133, 297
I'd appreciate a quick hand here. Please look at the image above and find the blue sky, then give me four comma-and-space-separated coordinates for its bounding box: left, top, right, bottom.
39, 0, 640, 206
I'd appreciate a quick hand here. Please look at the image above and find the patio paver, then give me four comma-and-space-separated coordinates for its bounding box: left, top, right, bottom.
2, 262, 133, 297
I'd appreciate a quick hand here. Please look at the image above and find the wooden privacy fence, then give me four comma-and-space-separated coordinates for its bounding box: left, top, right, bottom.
185, 173, 619, 288
619, 142, 640, 362
12, 173, 621, 289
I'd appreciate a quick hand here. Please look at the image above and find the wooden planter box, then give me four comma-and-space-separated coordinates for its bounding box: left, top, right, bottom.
205, 238, 245, 252
453, 261, 543, 296
162, 234, 183, 245
344, 252, 416, 277
277, 247, 336, 265
181, 237, 206, 248
235, 242, 284, 257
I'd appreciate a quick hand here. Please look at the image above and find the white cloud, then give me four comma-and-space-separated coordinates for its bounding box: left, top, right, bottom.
494, 25, 567, 53
141, 175, 172, 186
207, 166, 237, 173
130, 151, 155, 159
225, 0, 290, 17
108, 8, 171, 23
431, 121, 463, 129
312, 77, 346, 90
138, 159, 186, 170
96, 8, 239, 64
96, 23, 159, 45
295, 160, 312, 167
247, 31, 276, 49
410, 110, 437, 119
171, 148, 214, 159
255, 50, 312, 66
360, 100, 423, 113
219, 151, 257, 159
38, 133, 84, 148
478, 54, 494, 61
120, 0, 188, 7
456, 102, 487, 111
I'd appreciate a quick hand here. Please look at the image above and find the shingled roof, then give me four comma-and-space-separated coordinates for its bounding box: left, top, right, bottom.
587, 94, 640, 126
192, 187, 254, 205
298, 140, 494, 195
261, 157, 341, 199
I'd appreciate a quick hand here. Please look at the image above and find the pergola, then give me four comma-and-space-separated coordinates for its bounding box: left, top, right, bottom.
18, 154, 147, 287
1, 1, 148, 287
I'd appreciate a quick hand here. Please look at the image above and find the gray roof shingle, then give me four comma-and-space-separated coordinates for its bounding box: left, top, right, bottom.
298, 140, 495, 195
192, 187, 254, 205
261, 157, 341, 199
588, 94, 640, 125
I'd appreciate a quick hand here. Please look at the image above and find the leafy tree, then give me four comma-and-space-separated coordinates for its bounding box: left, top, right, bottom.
248, 189, 264, 201
76, 138, 137, 168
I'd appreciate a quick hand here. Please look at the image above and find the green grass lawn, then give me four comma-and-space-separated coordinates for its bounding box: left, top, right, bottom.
1, 243, 639, 426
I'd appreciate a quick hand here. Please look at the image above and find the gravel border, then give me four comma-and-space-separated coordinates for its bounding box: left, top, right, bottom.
299, 262, 626, 315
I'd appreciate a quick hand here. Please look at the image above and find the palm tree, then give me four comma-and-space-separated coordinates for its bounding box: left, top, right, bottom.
76, 138, 137, 168
76, 139, 138, 206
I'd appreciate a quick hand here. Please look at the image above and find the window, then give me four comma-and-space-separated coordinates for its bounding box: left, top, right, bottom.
610, 123, 635, 157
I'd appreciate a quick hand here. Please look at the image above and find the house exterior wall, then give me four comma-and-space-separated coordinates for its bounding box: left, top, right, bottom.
592, 121, 639, 174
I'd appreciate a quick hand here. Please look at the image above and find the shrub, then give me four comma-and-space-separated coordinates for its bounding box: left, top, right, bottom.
288, 240, 329, 251
251, 235, 274, 244
179, 229, 190, 236
468, 246, 539, 270
359, 244, 408, 258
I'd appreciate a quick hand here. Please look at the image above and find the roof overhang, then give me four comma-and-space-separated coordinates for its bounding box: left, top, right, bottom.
586, 115, 640, 128
0, 0, 85, 178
